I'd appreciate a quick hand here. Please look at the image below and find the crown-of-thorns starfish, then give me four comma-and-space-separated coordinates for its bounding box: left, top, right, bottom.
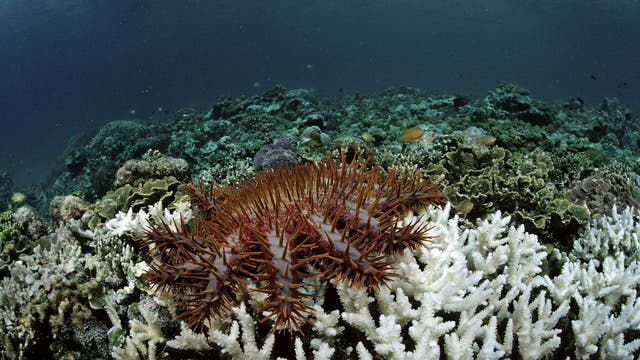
142, 155, 445, 333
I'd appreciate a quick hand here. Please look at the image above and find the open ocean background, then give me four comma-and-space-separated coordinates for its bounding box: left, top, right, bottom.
1, 0, 638, 186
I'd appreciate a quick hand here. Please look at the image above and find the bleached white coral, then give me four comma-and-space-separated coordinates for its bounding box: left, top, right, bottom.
571, 205, 640, 264
0, 233, 87, 358
112, 302, 166, 360
511, 288, 568, 359
104, 201, 192, 238
20, 200, 635, 360
166, 324, 211, 351
332, 203, 640, 359
207, 302, 275, 359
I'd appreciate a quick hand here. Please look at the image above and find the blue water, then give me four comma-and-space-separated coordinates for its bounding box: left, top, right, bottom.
1, 0, 639, 185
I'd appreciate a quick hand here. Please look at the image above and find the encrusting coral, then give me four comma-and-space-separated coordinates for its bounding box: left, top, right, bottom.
142, 155, 445, 333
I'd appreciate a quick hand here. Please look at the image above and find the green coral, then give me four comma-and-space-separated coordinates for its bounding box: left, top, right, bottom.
384, 133, 593, 245
0, 210, 48, 277
433, 144, 556, 223
89, 176, 187, 229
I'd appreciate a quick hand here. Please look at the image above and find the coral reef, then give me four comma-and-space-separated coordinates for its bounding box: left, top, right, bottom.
53, 120, 170, 199
38, 202, 634, 359
0, 199, 191, 359
28, 81, 638, 224
3, 83, 640, 359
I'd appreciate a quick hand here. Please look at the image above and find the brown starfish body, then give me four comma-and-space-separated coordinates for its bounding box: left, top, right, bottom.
142, 156, 445, 333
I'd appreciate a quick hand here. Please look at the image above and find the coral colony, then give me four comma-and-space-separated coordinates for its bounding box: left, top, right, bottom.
142, 155, 446, 333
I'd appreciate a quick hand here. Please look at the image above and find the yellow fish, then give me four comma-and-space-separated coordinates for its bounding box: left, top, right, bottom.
399, 127, 425, 142
11, 192, 26, 203
361, 133, 375, 142
476, 135, 497, 146
456, 199, 474, 215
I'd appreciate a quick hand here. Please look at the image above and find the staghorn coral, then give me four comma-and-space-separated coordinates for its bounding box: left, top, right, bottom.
142, 155, 445, 333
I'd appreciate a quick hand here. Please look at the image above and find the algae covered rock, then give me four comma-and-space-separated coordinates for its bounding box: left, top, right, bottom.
115, 150, 190, 187
297, 125, 332, 160
485, 82, 555, 126
50, 195, 90, 224
564, 171, 640, 216
253, 136, 301, 171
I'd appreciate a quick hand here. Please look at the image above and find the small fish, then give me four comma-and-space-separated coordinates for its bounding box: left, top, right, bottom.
456, 200, 474, 215
399, 127, 425, 142
253, 81, 262, 88
590, 74, 597, 80
11, 192, 26, 203
361, 133, 375, 142
476, 135, 497, 146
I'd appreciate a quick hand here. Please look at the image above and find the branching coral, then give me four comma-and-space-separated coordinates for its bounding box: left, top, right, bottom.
142, 155, 445, 333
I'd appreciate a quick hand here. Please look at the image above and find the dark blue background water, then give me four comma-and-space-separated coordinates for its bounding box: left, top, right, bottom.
1, 0, 639, 186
